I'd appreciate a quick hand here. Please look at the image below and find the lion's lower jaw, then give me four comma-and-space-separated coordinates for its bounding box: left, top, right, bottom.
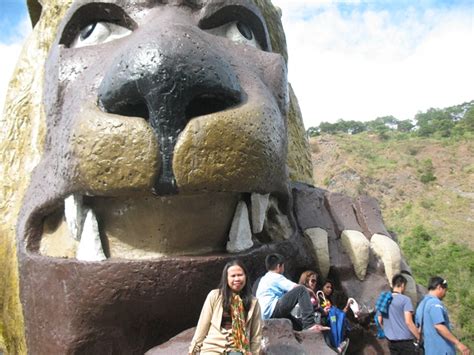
39, 191, 292, 260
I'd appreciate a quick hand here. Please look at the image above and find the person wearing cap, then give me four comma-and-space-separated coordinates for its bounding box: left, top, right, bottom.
415, 276, 470, 355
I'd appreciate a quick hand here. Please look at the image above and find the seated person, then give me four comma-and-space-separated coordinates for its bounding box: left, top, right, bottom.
189, 260, 262, 355
318, 279, 355, 314
317, 279, 351, 354
256, 254, 326, 332
294, 270, 326, 323
298, 270, 320, 307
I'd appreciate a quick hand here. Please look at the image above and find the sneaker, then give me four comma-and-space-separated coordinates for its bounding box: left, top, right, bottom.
304, 324, 330, 332
337, 339, 350, 354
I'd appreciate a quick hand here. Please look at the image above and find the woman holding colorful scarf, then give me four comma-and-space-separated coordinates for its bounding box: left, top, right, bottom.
189, 260, 262, 354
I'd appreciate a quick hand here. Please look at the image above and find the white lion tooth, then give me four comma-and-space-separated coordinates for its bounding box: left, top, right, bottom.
76, 209, 107, 261
341, 230, 370, 280
370, 233, 401, 285
304, 227, 330, 279
64, 194, 85, 240
226, 201, 253, 253
250, 193, 270, 234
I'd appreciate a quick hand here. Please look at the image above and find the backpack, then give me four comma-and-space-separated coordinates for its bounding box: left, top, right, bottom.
375, 291, 393, 318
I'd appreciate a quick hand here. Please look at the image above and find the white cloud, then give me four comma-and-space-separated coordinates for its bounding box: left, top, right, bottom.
272, 1, 474, 127
1, 4, 473, 131
0, 16, 31, 115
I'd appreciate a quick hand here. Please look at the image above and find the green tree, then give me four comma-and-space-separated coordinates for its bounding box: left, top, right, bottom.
454, 106, 474, 134
319, 121, 340, 134
345, 120, 367, 134
397, 119, 414, 132
367, 116, 398, 139
415, 108, 454, 137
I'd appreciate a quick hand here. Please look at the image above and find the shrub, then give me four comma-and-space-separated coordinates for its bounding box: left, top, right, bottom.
420, 199, 434, 210
412, 224, 432, 242
418, 159, 437, 183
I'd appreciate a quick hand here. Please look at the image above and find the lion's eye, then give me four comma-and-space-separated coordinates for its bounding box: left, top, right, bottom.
206, 21, 260, 49
71, 22, 132, 48
235, 22, 253, 40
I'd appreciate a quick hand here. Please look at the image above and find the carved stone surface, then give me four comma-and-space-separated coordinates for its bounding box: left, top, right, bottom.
354, 195, 391, 240
227, 200, 254, 253
19, 245, 314, 353
251, 192, 270, 234
370, 233, 402, 285
341, 230, 371, 280
146, 319, 334, 355
145, 327, 196, 355
292, 182, 335, 232
261, 319, 333, 355
303, 227, 330, 279
326, 193, 364, 235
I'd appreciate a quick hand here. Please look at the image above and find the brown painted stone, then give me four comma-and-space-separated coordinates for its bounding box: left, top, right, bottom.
340, 271, 390, 310
291, 183, 335, 232
18, 239, 316, 354
261, 319, 306, 354
347, 324, 390, 354
326, 192, 364, 236
146, 319, 335, 355
296, 330, 338, 355
145, 327, 196, 354
291, 183, 350, 278
262, 319, 335, 355
354, 195, 391, 239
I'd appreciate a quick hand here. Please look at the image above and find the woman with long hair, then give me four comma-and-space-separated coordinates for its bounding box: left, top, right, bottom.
189, 260, 262, 354
298, 270, 318, 290
298, 270, 320, 309
318, 279, 351, 354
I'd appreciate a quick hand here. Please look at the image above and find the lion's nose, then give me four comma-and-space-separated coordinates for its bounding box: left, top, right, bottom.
98, 27, 242, 195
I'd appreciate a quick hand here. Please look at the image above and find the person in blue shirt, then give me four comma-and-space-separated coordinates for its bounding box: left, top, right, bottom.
256, 253, 325, 332
377, 273, 420, 354
415, 276, 470, 355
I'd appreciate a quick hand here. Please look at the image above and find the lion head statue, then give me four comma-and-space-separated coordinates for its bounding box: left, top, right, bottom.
1, 0, 316, 353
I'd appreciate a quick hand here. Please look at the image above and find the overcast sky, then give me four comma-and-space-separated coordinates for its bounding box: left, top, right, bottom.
1, 0, 473, 128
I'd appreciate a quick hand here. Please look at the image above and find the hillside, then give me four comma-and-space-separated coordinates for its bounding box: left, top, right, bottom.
309, 133, 474, 346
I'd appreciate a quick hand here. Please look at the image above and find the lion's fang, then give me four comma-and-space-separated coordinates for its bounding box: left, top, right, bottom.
76, 209, 107, 261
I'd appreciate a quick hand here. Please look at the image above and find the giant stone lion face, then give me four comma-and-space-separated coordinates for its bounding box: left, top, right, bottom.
24, 0, 290, 259
0, 0, 313, 353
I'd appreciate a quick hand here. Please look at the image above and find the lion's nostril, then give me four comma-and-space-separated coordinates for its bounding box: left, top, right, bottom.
119, 101, 150, 121
185, 94, 240, 120
99, 98, 150, 121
